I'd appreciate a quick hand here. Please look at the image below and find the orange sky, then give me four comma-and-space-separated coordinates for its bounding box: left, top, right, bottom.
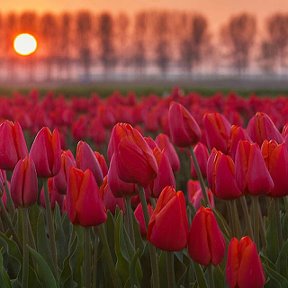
1, 0, 288, 30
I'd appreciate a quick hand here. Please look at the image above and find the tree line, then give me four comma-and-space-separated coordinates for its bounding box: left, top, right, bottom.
0, 10, 288, 81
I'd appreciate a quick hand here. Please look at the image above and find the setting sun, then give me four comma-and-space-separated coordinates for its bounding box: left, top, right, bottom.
13, 33, 37, 56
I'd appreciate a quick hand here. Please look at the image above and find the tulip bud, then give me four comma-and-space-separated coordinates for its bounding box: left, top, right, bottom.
53, 150, 76, 194
247, 112, 283, 146
0, 121, 28, 170
76, 141, 104, 186
155, 133, 180, 172
111, 123, 158, 187
147, 186, 189, 251
226, 236, 265, 288
99, 176, 125, 214
94, 152, 108, 177
188, 206, 225, 266
134, 203, 154, 237
207, 149, 242, 199
235, 140, 274, 195
168, 102, 201, 147
187, 180, 214, 210
261, 140, 288, 197
10, 156, 38, 208
190, 143, 209, 179
67, 167, 107, 227
203, 113, 231, 153
30, 127, 61, 177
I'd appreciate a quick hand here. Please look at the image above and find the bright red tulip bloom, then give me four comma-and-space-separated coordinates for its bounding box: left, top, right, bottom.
203, 113, 231, 153
99, 176, 125, 214
226, 236, 265, 288
10, 156, 38, 208
145, 147, 176, 198
134, 202, 154, 237
188, 206, 225, 266
155, 133, 180, 172
111, 123, 158, 187
76, 141, 103, 186
0, 121, 28, 170
67, 167, 107, 227
30, 127, 61, 178
247, 112, 283, 146
107, 154, 138, 198
261, 140, 288, 197
190, 142, 209, 179
187, 180, 214, 210
0, 169, 6, 197
235, 140, 274, 195
168, 102, 202, 147
40, 178, 65, 210
53, 150, 76, 195
147, 186, 189, 251
207, 149, 242, 199
228, 125, 251, 160
94, 152, 108, 177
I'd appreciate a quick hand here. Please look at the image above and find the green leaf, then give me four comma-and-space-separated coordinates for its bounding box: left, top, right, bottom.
276, 238, 288, 277
213, 265, 225, 288
28, 246, 58, 288
213, 208, 231, 240
193, 263, 208, 288
0, 248, 12, 288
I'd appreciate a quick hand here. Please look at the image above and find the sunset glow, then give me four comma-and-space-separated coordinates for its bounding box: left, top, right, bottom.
13, 33, 38, 56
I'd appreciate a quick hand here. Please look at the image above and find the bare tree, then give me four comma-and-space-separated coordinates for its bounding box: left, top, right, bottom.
179, 14, 209, 73
76, 11, 93, 80
98, 12, 115, 74
265, 13, 288, 73
258, 41, 277, 73
221, 13, 256, 74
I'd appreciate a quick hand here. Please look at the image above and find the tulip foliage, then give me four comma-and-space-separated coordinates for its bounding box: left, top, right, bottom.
2, 89, 288, 287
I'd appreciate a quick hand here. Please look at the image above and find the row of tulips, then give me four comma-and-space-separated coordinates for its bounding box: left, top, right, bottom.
0, 91, 288, 287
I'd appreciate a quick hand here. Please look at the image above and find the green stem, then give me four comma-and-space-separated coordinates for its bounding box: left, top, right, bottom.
190, 148, 209, 206
256, 198, 266, 249
43, 179, 58, 279
139, 188, 160, 288
166, 252, 175, 288
84, 228, 91, 288
275, 198, 283, 250
240, 196, 254, 239
98, 224, 121, 288
4, 178, 15, 216
208, 265, 215, 288
232, 199, 242, 238
22, 208, 29, 288
125, 196, 135, 247
92, 229, 99, 288
0, 198, 22, 252
251, 197, 259, 249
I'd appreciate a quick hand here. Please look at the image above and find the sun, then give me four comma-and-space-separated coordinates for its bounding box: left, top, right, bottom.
13, 33, 38, 56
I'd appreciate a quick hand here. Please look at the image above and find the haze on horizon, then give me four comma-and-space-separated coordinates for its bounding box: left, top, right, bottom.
1, 0, 288, 30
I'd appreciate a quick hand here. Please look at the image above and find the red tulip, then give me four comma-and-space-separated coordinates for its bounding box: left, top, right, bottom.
203, 112, 231, 153
261, 140, 288, 197
134, 202, 154, 237
67, 167, 107, 227
30, 127, 61, 178
226, 236, 265, 288
145, 147, 176, 198
235, 140, 274, 195
207, 148, 242, 199
188, 206, 225, 266
187, 180, 214, 210
147, 186, 189, 251
107, 154, 137, 198
190, 142, 209, 179
0, 121, 28, 170
247, 112, 283, 146
76, 141, 103, 186
10, 156, 38, 208
155, 133, 180, 172
94, 152, 108, 177
53, 150, 76, 195
111, 123, 158, 187
168, 102, 201, 147
99, 177, 125, 214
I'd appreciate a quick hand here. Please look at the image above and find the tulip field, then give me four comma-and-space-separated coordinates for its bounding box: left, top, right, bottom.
1, 88, 288, 288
